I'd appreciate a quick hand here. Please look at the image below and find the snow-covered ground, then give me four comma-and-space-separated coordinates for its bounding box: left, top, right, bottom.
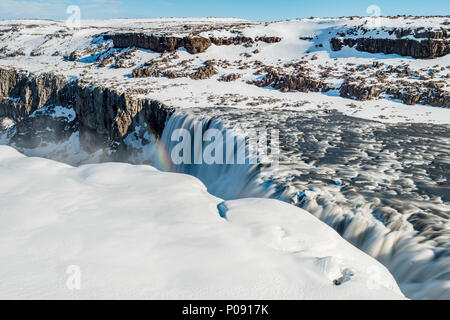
0, 146, 404, 299
0, 17, 449, 300
0, 17, 449, 124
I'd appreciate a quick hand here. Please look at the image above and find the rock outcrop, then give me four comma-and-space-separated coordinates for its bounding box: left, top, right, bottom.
0, 67, 174, 150
10, 107, 78, 149
218, 73, 242, 82
339, 78, 450, 108
104, 33, 281, 54
253, 69, 450, 108
189, 60, 218, 80
209, 36, 282, 46
252, 71, 329, 93
0, 68, 69, 119
331, 37, 450, 59
104, 33, 212, 54
386, 82, 450, 107
413, 29, 450, 39
339, 81, 384, 101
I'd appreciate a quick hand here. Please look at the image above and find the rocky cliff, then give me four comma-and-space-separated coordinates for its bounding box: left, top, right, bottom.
0, 67, 174, 151
252, 71, 329, 93
339, 79, 450, 107
250, 68, 449, 108
104, 33, 281, 54
331, 37, 450, 59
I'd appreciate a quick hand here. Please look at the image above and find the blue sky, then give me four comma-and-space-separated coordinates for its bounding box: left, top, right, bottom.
0, 0, 449, 20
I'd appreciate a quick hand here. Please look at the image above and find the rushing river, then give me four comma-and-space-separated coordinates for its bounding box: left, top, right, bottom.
154, 108, 450, 299
2, 106, 449, 299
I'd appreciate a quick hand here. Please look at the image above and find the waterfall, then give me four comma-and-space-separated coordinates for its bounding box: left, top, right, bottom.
150, 111, 450, 300
154, 112, 277, 200
294, 188, 450, 299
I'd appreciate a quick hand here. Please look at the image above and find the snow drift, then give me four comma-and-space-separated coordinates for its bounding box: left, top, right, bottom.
0, 146, 403, 299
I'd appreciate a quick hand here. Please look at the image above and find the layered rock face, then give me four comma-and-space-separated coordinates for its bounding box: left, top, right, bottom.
385, 82, 450, 107
252, 71, 329, 93
209, 36, 282, 46
0, 67, 173, 150
339, 81, 383, 101
104, 34, 212, 54
331, 37, 450, 59
104, 33, 281, 54
340, 79, 450, 107
252, 69, 450, 108
0, 68, 69, 119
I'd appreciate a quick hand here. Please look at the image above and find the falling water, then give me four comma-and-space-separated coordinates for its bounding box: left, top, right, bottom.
2, 107, 449, 299
152, 110, 450, 300
154, 112, 275, 200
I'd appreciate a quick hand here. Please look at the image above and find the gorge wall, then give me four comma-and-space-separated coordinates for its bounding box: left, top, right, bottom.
0, 67, 174, 152
103, 33, 282, 54
331, 37, 450, 59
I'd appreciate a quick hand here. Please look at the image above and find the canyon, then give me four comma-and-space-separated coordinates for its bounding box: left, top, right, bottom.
0, 16, 449, 300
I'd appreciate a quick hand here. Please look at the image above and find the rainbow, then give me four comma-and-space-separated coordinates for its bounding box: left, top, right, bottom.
152, 141, 173, 172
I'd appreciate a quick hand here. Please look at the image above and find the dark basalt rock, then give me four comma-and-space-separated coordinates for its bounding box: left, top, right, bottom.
386, 83, 450, 108
331, 37, 450, 59
190, 61, 218, 80
104, 33, 281, 55
330, 38, 344, 51
218, 73, 241, 82
209, 36, 281, 46
253, 71, 327, 93
339, 78, 450, 108
414, 29, 450, 39
389, 27, 450, 39
68, 50, 82, 61
104, 33, 212, 54
339, 81, 384, 101
209, 36, 254, 46
10, 107, 78, 149
0, 67, 174, 150
183, 37, 212, 54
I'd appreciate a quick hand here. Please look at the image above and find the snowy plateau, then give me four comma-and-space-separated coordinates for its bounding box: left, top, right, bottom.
0, 16, 449, 300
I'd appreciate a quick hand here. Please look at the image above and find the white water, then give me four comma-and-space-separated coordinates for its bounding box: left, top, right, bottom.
155, 113, 271, 200
1, 109, 448, 299
153, 111, 450, 300
295, 188, 450, 299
